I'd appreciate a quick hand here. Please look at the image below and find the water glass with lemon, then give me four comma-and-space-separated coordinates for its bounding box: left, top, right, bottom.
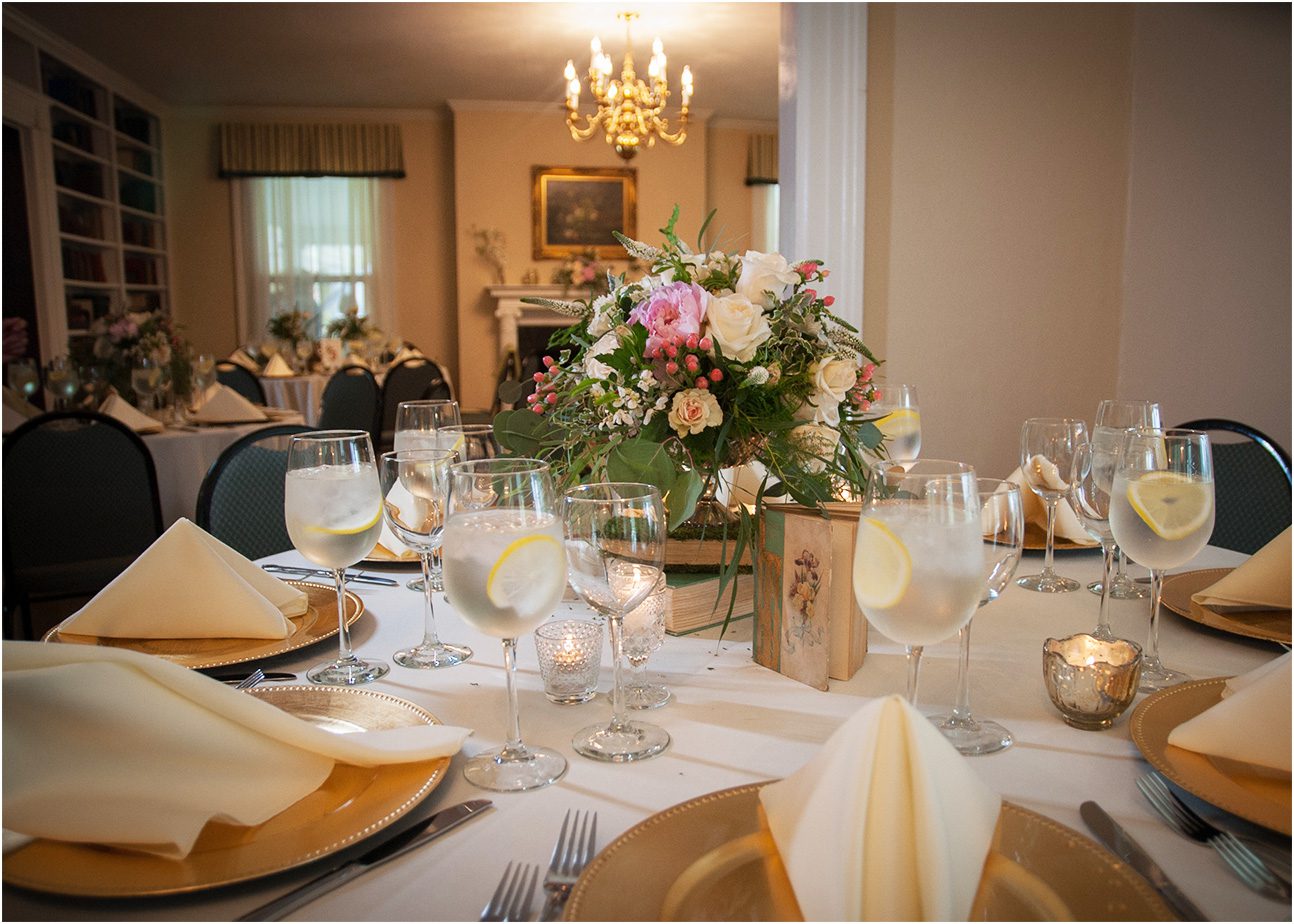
1109, 428, 1214, 692
1092, 399, 1162, 600
394, 399, 461, 593
442, 458, 568, 791
285, 430, 388, 685
868, 383, 922, 463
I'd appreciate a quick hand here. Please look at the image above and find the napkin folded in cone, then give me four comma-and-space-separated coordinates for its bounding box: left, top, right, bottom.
759, 694, 1001, 921
1191, 527, 1291, 613
261, 353, 294, 378
56, 518, 305, 639
191, 383, 267, 423
392, 346, 424, 365
99, 392, 164, 434
2, 641, 471, 858
1167, 653, 1291, 772
226, 348, 261, 372
1006, 459, 1092, 544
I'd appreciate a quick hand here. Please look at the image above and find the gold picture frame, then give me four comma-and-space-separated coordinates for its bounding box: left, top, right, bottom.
532, 166, 637, 260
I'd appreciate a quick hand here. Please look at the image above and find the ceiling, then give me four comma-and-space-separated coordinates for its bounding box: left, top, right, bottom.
11, 2, 781, 122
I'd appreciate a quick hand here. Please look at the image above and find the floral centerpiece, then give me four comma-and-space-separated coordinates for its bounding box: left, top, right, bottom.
72, 308, 191, 405
268, 307, 314, 347
552, 248, 610, 298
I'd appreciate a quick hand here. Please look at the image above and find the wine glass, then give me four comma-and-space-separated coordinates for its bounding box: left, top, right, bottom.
295, 339, 314, 373
869, 383, 921, 462
394, 399, 462, 593
565, 483, 670, 762
436, 424, 501, 461
443, 458, 568, 791
1071, 442, 1118, 641
623, 574, 670, 710
285, 430, 389, 685
854, 460, 981, 706
8, 358, 39, 401
1110, 428, 1214, 692
929, 479, 1024, 754
1016, 418, 1088, 593
1092, 399, 1162, 600
380, 449, 472, 669
131, 356, 161, 413
191, 352, 217, 408
43, 356, 79, 411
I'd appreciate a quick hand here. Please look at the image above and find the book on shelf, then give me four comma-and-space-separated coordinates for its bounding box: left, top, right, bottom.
664, 571, 755, 636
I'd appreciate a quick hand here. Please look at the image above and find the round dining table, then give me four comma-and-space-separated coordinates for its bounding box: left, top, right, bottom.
4, 542, 1287, 921
258, 375, 328, 426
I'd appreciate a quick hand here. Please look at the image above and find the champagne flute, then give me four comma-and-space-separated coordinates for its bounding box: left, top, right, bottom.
380, 449, 471, 669
1092, 399, 1162, 600
854, 459, 981, 706
394, 399, 461, 593
443, 458, 568, 791
929, 479, 1024, 754
869, 382, 922, 462
1016, 418, 1088, 592
1071, 442, 1118, 641
565, 483, 669, 762
8, 358, 39, 401
285, 430, 389, 685
1110, 428, 1214, 692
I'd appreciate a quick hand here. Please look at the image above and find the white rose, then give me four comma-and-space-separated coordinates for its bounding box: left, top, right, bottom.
584, 331, 619, 380
668, 388, 723, 437
735, 250, 799, 306
791, 423, 841, 474
793, 357, 857, 427
587, 294, 615, 337
705, 293, 772, 362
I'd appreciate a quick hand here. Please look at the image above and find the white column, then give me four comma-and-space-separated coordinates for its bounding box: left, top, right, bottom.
779, 3, 868, 332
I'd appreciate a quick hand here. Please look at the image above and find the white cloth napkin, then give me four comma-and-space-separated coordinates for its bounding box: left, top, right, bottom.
1192, 528, 1291, 612
261, 353, 294, 378
1006, 461, 1093, 543
226, 348, 261, 373
57, 519, 304, 639
759, 694, 1001, 921
99, 392, 164, 434
3, 641, 471, 858
191, 384, 267, 423
1167, 654, 1291, 772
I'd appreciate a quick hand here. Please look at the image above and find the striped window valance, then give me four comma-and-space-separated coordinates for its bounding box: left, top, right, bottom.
218, 123, 406, 178
746, 133, 778, 186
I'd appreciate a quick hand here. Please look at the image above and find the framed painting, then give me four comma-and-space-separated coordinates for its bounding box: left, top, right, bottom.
532, 166, 637, 260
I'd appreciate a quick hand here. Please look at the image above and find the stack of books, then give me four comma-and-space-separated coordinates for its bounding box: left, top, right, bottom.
663, 572, 755, 636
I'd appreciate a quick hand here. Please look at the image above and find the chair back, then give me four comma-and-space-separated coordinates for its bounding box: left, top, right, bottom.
216, 362, 267, 405
380, 358, 455, 445
196, 424, 315, 560
1176, 418, 1292, 554
319, 365, 381, 445
420, 358, 455, 402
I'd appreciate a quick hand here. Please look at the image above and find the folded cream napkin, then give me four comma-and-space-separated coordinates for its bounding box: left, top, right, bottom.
2, 402, 24, 435
759, 694, 1001, 921
3, 387, 40, 420
261, 353, 294, 378
57, 519, 305, 639
1006, 462, 1092, 543
1192, 528, 1291, 612
226, 348, 261, 373
191, 384, 267, 423
1167, 653, 1291, 772
99, 392, 164, 434
3, 641, 471, 858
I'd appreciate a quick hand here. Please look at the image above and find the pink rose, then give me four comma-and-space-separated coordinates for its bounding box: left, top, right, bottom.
628, 282, 708, 355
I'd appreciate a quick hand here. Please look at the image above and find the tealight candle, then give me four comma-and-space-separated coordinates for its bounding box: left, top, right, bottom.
1042, 633, 1143, 730
535, 619, 603, 704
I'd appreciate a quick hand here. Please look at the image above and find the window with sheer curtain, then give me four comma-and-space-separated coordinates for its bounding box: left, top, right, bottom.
234, 176, 391, 344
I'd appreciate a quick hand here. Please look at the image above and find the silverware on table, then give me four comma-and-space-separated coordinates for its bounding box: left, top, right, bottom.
233, 668, 265, 690
1080, 800, 1208, 921
1137, 772, 1291, 902
539, 809, 598, 921
238, 799, 493, 921
261, 564, 399, 586
210, 670, 298, 685
481, 861, 539, 922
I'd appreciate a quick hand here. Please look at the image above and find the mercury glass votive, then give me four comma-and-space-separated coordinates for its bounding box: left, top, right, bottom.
1042, 634, 1143, 730
535, 619, 603, 705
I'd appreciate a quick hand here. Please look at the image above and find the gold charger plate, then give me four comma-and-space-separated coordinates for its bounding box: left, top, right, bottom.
564, 784, 1173, 921
43, 581, 364, 670
1131, 677, 1291, 835
3, 685, 450, 896
1160, 568, 1291, 645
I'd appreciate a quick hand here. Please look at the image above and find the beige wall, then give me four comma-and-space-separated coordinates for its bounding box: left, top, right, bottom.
705, 124, 757, 252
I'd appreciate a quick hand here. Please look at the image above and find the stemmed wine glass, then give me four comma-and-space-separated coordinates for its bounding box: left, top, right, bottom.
436, 424, 501, 461
191, 352, 217, 410
395, 399, 462, 593
8, 358, 39, 402
1091, 399, 1162, 600
44, 356, 79, 411
853, 459, 982, 706
1071, 442, 1118, 641
623, 574, 670, 710
1110, 428, 1214, 692
285, 430, 389, 685
869, 383, 921, 462
380, 448, 472, 669
565, 483, 670, 762
442, 458, 568, 791
132, 357, 161, 414
1016, 418, 1088, 593
929, 479, 1024, 754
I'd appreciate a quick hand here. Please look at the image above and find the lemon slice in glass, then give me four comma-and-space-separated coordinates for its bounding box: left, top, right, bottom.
1126, 472, 1213, 541
853, 517, 912, 609
486, 534, 565, 610
874, 407, 921, 438
307, 506, 382, 535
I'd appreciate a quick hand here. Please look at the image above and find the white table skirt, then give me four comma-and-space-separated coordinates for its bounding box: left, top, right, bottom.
5, 543, 1288, 921
259, 376, 327, 426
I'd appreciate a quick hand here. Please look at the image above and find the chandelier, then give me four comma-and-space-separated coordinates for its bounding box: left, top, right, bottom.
563, 12, 693, 161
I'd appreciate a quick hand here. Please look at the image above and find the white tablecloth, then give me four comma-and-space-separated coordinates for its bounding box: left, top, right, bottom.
5, 543, 1288, 921
259, 376, 328, 426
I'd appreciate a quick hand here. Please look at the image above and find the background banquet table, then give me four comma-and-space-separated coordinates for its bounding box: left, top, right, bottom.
5, 543, 1288, 921
258, 375, 327, 426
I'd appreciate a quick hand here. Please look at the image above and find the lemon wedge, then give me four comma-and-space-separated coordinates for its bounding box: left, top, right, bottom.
874, 408, 921, 439
1126, 472, 1213, 541
307, 506, 382, 535
486, 533, 565, 610
853, 517, 913, 609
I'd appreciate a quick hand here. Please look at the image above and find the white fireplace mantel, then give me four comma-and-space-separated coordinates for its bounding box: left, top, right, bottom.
488, 285, 581, 362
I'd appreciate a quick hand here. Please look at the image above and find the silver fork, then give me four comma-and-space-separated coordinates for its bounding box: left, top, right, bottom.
1137, 772, 1291, 901
234, 668, 266, 690
539, 810, 598, 921
481, 861, 538, 922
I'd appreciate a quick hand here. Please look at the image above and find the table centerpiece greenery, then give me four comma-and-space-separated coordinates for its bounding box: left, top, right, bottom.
72, 308, 192, 406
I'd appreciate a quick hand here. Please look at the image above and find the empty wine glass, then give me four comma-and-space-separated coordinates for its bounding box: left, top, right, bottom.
1071, 442, 1118, 641
1110, 428, 1214, 692
7, 358, 39, 401
395, 399, 462, 593
191, 352, 217, 409
1016, 418, 1088, 593
854, 459, 981, 706
380, 449, 471, 669
869, 383, 921, 462
930, 479, 1024, 754
565, 483, 669, 762
43, 356, 79, 411
623, 575, 670, 710
436, 424, 501, 461
285, 430, 389, 685
131, 356, 161, 413
1091, 399, 1162, 600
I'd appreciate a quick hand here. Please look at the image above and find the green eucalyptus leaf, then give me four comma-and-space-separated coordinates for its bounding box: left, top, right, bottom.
496, 379, 524, 404
606, 437, 679, 492
664, 467, 704, 532
857, 421, 884, 452
493, 409, 550, 456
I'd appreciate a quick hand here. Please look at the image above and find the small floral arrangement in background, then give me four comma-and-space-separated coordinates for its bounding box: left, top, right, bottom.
324, 305, 380, 343
552, 248, 610, 296
268, 307, 314, 345
72, 308, 191, 403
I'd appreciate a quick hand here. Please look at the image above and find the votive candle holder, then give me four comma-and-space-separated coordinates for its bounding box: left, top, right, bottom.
1042, 633, 1143, 730
535, 619, 603, 705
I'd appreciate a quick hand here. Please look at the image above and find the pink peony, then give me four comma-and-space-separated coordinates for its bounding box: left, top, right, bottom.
628, 282, 708, 356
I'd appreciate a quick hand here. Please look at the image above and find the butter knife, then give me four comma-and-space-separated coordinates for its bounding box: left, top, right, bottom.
238, 799, 492, 921
1080, 800, 1208, 921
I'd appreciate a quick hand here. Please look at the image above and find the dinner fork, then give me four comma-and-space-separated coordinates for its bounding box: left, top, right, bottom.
1137, 772, 1291, 901
234, 668, 265, 690
539, 810, 598, 921
481, 861, 538, 922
